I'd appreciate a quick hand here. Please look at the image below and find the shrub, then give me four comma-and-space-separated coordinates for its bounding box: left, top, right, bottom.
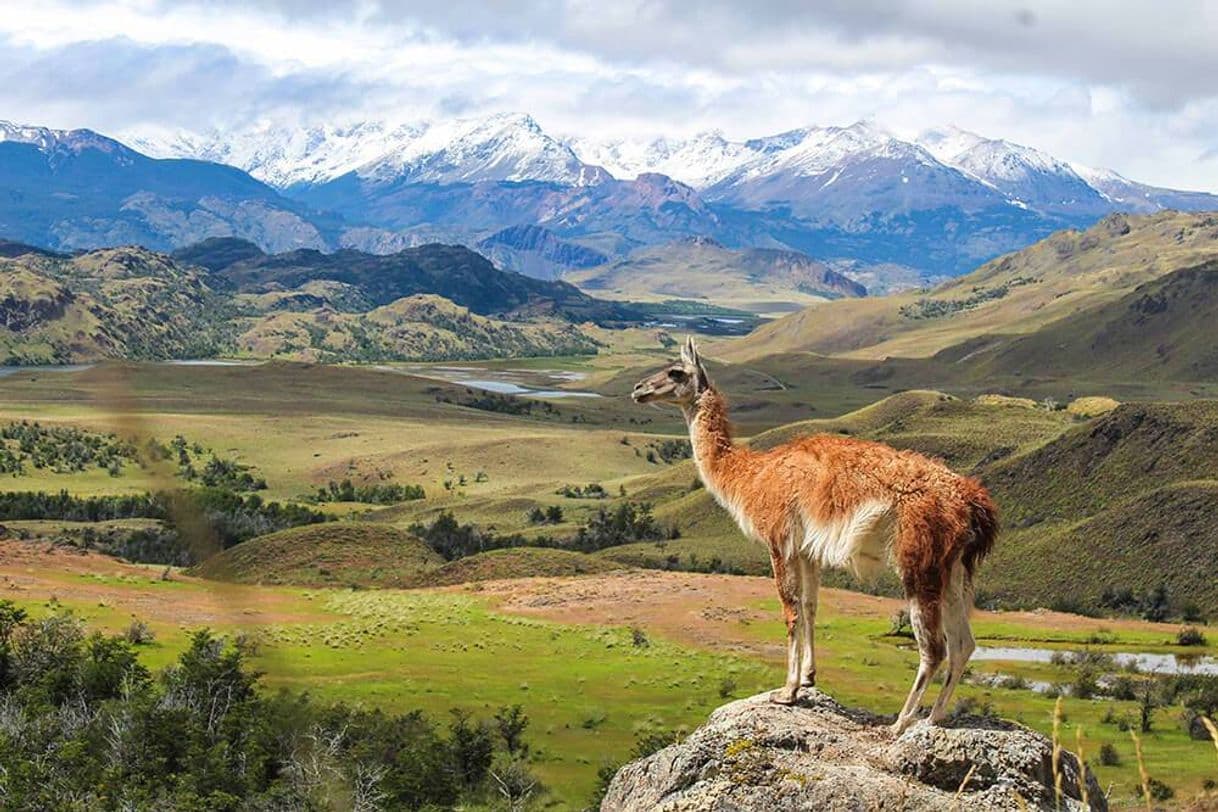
1176, 626, 1207, 646
1148, 777, 1174, 802
494, 705, 529, 756
124, 619, 155, 645
315, 478, 424, 504
1098, 742, 1120, 766
718, 677, 738, 699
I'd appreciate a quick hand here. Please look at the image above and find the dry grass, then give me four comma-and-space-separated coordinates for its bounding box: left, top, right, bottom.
1130, 728, 1153, 812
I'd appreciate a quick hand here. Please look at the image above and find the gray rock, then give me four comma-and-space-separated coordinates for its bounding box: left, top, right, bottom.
602, 689, 1105, 811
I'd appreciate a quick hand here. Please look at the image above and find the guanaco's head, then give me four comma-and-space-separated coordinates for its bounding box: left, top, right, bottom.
631, 336, 710, 407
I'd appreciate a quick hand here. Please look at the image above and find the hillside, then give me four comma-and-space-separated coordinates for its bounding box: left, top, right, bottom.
935, 259, 1218, 382
475, 224, 608, 280
180, 238, 635, 322
981, 402, 1218, 615
565, 237, 866, 314
0, 247, 231, 363
723, 211, 1218, 362
0, 245, 603, 363
236, 294, 598, 362
193, 522, 443, 587
422, 547, 623, 586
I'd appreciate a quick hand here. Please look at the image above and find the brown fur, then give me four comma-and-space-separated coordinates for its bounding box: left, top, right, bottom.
632, 338, 999, 730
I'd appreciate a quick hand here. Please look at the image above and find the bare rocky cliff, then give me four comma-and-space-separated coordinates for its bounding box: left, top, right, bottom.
602, 689, 1104, 811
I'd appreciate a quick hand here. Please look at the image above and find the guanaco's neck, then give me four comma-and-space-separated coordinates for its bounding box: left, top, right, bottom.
683, 387, 745, 490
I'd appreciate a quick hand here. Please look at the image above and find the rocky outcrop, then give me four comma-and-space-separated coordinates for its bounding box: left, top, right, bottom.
602, 689, 1104, 811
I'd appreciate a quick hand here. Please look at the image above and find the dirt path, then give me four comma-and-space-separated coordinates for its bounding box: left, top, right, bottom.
452, 569, 1193, 656
0, 540, 332, 627
453, 570, 904, 658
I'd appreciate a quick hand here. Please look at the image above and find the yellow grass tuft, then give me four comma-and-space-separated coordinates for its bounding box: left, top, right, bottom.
1075, 726, 1089, 810
1129, 729, 1152, 812
1067, 396, 1121, 418
974, 394, 1039, 409
953, 763, 976, 809
1203, 716, 1218, 767
1052, 697, 1064, 809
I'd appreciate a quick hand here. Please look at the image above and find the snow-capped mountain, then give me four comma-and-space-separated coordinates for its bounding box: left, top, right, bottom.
1069, 162, 1218, 214
567, 130, 758, 189
918, 126, 1108, 216
128, 120, 429, 188
10, 113, 1218, 279
1, 120, 137, 162
133, 113, 608, 189
705, 121, 1010, 221
0, 119, 333, 252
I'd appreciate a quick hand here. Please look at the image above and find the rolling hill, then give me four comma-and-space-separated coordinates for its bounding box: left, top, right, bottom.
0, 246, 231, 363
179, 237, 636, 322
565, 237, 866, 314
0, 244, 604, 363
192, 523, 443, 587
723, 211, 1218, 362
981, 401, 1218, 615
933, 258, 1218, 382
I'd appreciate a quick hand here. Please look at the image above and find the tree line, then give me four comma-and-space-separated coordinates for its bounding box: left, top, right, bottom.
0, 603, 542, 810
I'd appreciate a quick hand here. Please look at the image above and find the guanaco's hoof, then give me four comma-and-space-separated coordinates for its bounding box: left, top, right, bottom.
890, 716, 919, 736
769, 688, 799, 705
800, 675, 817, 688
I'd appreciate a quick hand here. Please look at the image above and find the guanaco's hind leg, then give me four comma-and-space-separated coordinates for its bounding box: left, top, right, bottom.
768, 548, 804, 705
928, 564, 976, 725
891, 598, 945, 734
798, 557, 820, 687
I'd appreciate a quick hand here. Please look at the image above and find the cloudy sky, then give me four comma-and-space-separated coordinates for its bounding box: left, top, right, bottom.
2, 0, 1218, 190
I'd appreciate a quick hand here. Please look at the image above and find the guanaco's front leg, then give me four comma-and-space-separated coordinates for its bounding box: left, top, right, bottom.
768, 547, 803, 705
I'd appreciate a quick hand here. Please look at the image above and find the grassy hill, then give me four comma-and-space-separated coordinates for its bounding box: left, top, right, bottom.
182, 238, 637, 322
0, 245, 603, 363
937, 259, 1218, 382
193, 522, 443, 587
978, 401, 1218, 615
422, 547, 624, 586
566, 237, 865, 315
235, 293, 598, 362
0, 247, 231, 363
723, 211, 1218, 361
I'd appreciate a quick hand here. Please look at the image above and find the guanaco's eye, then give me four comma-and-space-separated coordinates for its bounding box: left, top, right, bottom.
667, 368, 687, 380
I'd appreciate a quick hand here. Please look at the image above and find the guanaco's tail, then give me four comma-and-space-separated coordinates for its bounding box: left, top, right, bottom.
960, 479, 998, 581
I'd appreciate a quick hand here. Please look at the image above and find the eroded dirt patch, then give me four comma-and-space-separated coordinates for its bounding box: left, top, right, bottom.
0, 540, 333, 627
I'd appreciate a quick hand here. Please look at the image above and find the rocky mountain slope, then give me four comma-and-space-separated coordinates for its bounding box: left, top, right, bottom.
0, 121, 338, 254
603, 690, 1101, 811
476, 225, 609, 280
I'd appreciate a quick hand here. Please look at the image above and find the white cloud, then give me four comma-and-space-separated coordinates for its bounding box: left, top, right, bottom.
1, 0, 1216, 190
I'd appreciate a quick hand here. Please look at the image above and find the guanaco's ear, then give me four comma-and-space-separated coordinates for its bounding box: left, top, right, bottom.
683, 336, 710, 390
680, 336, 698, 366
